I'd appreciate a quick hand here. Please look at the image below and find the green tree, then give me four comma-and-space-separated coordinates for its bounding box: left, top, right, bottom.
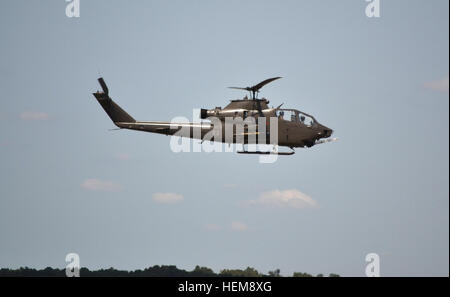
292, 272, 313, 277
268, 269, 281, 277
220, 267, 261, 277
191, 265, 216, 277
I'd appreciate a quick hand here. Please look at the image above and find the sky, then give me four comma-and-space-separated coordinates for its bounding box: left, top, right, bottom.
0, 0, 448, 276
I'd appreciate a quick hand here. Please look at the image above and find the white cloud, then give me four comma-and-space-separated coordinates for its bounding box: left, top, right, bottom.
230, 221, 248, 231
424, 76, 449, 92
81, 179, 123, 192
250, 189, 318, 209
19, 111, 49, 121
152, 192, 183, 204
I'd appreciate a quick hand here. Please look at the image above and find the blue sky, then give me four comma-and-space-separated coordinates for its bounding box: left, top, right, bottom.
0, 0, 448, 276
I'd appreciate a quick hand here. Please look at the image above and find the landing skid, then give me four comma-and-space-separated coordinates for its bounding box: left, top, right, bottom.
237, 151, 295, 155
237, 147, 295, 155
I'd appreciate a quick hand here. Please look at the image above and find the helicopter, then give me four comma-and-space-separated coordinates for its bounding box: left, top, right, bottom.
92, 77, 337, 155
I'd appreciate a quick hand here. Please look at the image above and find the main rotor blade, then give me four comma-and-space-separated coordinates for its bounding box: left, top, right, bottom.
228, 87, 251, 91
228, 77, 282, 94
250, 77, 282, 92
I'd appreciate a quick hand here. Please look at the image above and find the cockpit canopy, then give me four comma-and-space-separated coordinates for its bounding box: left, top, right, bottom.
276, 109, 317, 127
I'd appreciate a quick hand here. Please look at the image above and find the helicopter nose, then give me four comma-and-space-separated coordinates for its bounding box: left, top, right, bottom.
323, 129, 333, 138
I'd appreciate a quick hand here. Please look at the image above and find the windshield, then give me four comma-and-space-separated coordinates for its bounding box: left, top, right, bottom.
276, 109, 316, 127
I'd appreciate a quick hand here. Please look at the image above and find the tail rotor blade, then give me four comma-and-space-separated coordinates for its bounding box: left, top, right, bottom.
98, 77, 109, 95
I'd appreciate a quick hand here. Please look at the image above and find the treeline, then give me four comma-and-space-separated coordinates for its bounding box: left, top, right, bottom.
0, 265, 340, 277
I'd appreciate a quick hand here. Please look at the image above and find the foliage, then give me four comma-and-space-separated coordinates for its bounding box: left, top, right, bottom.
0, 266, 339, 277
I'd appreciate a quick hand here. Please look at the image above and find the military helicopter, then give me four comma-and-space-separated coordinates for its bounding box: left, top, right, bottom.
92, 77, 337, 155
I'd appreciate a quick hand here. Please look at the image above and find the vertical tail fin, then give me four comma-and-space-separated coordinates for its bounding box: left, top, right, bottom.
92, 77, 136, 124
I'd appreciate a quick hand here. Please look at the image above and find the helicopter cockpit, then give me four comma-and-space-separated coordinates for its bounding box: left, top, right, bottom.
276, 109, 317, 127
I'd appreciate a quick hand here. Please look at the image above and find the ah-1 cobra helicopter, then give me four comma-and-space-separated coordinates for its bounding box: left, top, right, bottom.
92, 77, 336, 155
